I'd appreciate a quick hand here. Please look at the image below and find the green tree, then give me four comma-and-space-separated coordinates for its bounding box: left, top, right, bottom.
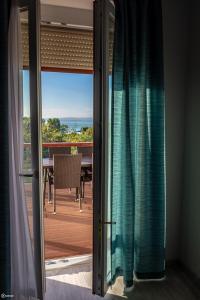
81, 127, 89, 133
65, 127, 93, 143
42, 118, 68, 142
23, 117, 31, 142
46, 118, 61, 131
23, 117, 93, 144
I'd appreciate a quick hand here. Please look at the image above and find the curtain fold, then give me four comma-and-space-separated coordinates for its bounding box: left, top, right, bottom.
8, 1, 38, 299
0, 0, 11, 295
111, 0, 165, 287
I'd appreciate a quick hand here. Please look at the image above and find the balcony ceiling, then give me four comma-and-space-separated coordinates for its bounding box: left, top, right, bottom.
21, 0, 94, 71
41, 0, 93, 10
40, 1, 93, 28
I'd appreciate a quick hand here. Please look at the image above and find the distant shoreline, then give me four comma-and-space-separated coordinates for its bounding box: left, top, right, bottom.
48, 117, 93, 132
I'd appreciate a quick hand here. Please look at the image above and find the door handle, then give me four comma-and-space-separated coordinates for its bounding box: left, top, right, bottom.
102, 221, 116, 225
19, 170, 39, 178
19, 173, 34, 177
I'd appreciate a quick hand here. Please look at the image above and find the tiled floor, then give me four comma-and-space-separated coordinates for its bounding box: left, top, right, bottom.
45, 264, 200, 300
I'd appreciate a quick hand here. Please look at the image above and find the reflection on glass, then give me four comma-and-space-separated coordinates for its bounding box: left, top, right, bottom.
106, 11, 115, 283
20, 9, 34, 242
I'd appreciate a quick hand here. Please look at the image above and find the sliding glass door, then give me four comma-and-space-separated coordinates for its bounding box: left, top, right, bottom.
19, 0, 44, 298
93, 0, 115, 296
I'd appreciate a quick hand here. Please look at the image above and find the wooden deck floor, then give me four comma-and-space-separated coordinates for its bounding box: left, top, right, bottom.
25, 182, 93, 260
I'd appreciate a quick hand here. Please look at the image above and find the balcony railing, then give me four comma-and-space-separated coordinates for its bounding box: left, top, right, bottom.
23, 142, 93, 160
24, 142, 93, 148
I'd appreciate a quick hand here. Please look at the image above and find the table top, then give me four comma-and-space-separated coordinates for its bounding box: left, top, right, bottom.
43, 157, 92, 169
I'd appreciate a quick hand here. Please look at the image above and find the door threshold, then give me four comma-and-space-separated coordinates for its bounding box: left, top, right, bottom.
45, 254, 92, 272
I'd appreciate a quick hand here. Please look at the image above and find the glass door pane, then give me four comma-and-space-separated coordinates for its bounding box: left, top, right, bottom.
20, 8, 34, 242
105, 8, 115, 285
19, 0, 44, 298
93, 0, 115, 296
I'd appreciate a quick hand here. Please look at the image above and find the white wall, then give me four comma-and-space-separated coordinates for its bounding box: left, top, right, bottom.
162, 0, 189, 260
180, 0, 200, 278
163, 0, 200, 278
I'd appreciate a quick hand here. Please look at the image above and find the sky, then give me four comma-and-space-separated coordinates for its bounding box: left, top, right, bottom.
23, 71, 93, 118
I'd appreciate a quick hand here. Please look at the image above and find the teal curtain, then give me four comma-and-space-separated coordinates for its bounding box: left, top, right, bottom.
111, 0, 165, 287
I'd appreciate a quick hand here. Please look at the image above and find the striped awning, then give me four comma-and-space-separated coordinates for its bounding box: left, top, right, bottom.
22, 23, 93, 71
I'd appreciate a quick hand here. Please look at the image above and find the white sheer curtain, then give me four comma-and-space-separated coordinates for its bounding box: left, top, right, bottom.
8, 0, 38, 299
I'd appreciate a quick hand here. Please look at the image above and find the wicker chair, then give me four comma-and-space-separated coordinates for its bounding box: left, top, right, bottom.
77, 147, 93, 199
77, 146, 93, 158
81, 155, 93, 200
47, 147, 71, 200
49, 147, 71, 158
53, 154, 83, 213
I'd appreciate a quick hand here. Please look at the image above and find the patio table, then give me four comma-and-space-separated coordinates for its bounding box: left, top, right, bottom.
43, 157, 92, 205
